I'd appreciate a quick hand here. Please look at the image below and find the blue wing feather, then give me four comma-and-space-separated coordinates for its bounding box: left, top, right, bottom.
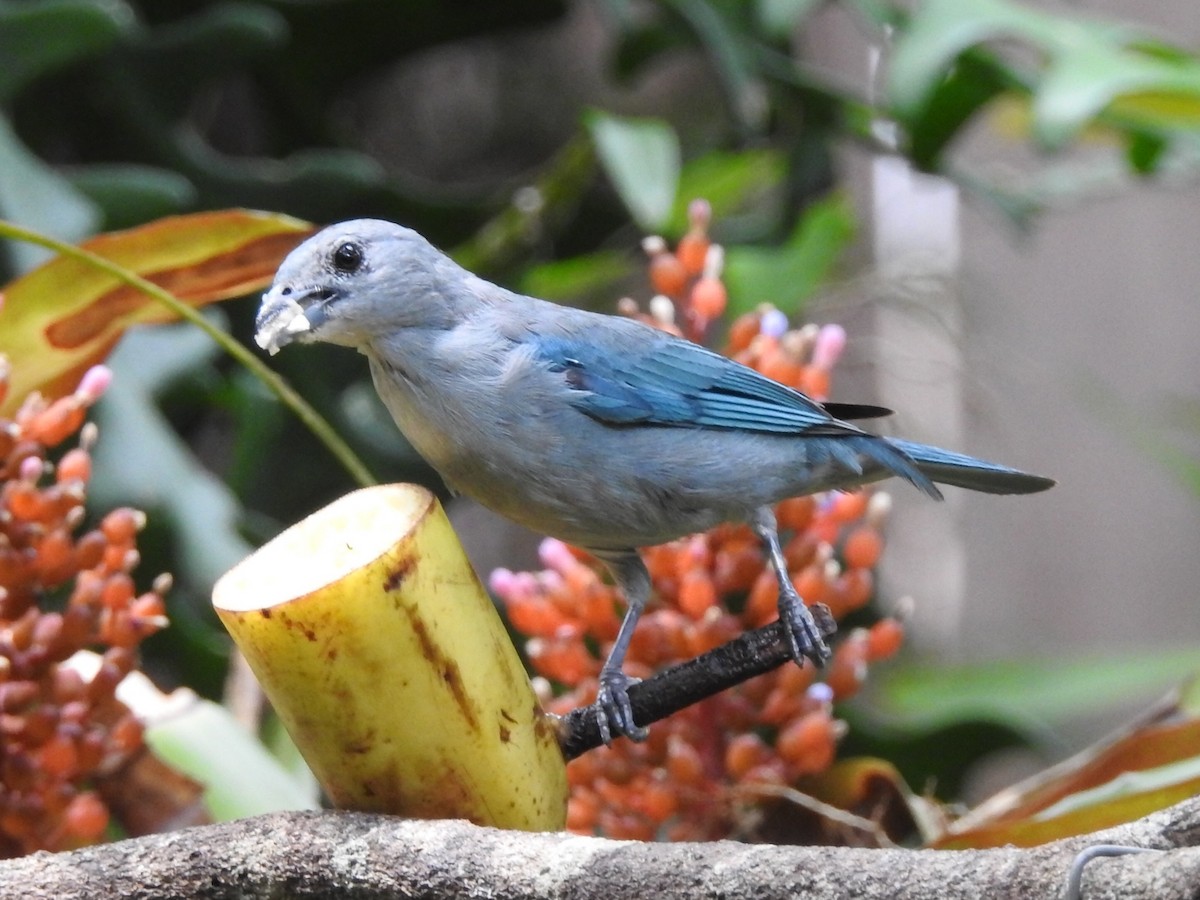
536, 332, 858, 436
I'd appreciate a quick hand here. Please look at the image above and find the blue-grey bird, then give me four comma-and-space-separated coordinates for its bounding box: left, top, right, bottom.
255, 219, 1054, 743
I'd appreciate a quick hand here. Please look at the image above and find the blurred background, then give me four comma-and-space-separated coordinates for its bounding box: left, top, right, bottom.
2, 0, 1198, 819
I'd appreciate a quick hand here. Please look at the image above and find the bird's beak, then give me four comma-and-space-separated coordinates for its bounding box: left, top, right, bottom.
254, 285, 335, 356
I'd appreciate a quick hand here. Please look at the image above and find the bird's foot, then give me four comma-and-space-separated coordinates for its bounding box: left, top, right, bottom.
778, 587, 833, 668
594, 668, 648, 745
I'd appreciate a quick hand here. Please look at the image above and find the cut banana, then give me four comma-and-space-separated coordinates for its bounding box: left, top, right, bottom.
213, 484, 567, 831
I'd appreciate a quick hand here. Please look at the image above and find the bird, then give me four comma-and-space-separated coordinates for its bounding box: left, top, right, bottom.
255, 219, 1054, 744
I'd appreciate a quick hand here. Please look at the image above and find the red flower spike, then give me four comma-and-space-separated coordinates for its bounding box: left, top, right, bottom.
830, 491, 869, 523
677, 200, 712, 276
866, 618, 905, 661
727, 313, 761, 354
0, 362, 171, 856
843, 524, 884, 570
677, 232, 710, 277
643, 236, 688, 299
777, 709, 837, 775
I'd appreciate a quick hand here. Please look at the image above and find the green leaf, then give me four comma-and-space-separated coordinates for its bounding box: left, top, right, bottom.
664, 148, 786, 236
755, 0, 820, 41
67, 164, 198, 230
889, 0, 1200, 156
1112, 90, 1200, 132
0, 0, 132, 103
888, 0, 1029, 121
663, 0, 765, 130
0, 116, 99, 272
1035, 43, 1200, 148
585, 110, 681, 231
904, 53, 1011, 170
869, 648, 1200, 731
144, 690, 319, 821
518, 250, 634, 305
843, 0, 900, 30
1127, 132, 1167, 175
722, 193, 855, 316
610, 20, 690, 84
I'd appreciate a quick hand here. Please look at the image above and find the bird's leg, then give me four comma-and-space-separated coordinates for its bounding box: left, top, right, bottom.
752, 506, 832, 668
590, 549, 651, 744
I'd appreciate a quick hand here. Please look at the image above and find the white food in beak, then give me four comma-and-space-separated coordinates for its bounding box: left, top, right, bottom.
255, 295, 312, 355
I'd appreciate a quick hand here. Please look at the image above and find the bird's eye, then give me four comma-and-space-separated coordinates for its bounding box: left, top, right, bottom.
331, 241, 364, 274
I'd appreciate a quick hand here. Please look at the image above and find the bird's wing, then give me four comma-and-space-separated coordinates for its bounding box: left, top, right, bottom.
531, 328, 865, 436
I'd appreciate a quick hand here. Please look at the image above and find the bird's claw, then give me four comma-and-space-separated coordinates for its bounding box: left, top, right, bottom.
594, 669, 647, 745
778, 587, 832, 667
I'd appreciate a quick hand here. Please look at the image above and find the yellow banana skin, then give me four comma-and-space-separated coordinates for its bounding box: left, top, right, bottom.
213, 484, 567, 831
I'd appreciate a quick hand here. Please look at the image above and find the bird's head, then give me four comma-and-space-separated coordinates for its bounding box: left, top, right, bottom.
255, 219, 461, 355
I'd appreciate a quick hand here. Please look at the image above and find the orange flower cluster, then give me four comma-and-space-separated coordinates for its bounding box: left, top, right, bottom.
0, 359, 170, 856
490, 211, 906, 841
628, 199, 726, 344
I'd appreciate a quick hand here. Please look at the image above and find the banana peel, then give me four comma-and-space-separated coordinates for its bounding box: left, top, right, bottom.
212, 484, 567, 831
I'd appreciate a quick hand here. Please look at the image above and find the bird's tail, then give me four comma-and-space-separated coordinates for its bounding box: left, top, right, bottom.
888, 438, 1055, 496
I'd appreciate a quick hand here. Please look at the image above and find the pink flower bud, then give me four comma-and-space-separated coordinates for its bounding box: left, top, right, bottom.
538, 538, 576, 573
811, 324, 846, 371
701, 244, 724, 280
648, 295, 676, 325
488, 567, 517, 595
759, 308, 788, 339
806, 682, 834, 705
76, 365, 113, 403
539, 570, 566, 594
19, 455, 44, 482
